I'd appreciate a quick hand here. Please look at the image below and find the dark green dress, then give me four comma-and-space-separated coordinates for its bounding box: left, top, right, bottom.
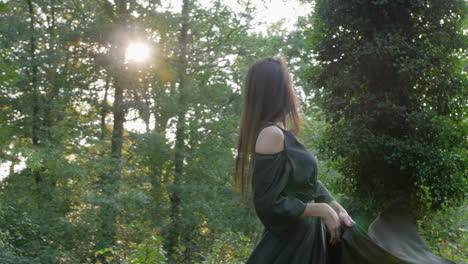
246, 121, 456, 264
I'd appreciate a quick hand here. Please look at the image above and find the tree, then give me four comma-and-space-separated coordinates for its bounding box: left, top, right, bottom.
304, 0, 467, 218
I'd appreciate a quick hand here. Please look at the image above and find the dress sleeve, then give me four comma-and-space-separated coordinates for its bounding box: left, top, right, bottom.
251, 151, 307, 237
314, 179, 335, 204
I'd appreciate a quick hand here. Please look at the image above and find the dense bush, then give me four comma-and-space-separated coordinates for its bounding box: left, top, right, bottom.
303, 0, 467, 218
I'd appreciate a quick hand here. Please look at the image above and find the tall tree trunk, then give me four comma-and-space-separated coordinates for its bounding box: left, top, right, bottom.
9, 155, 15, 177
110, 0, 127, 160
167, 0, 190, 261
27, 0, 39, 146
100, 75, 110, 140
43, 0, 57, 142
27, 0, 42, 193
111, 80, 124, 159
149, 166, 162, 228
43, 1, 59, 193
95, 0, 128, 254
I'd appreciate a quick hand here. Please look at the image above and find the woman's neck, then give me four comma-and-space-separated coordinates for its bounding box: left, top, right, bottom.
273, 120, 285, 129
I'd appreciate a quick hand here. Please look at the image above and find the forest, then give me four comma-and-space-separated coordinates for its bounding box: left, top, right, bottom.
0, 0, 466, 263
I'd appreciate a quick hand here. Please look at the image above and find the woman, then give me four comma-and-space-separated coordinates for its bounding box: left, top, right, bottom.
233, 57, 456, 264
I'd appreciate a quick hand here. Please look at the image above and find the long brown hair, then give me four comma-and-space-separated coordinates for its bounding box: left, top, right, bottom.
233, 56, 302, 201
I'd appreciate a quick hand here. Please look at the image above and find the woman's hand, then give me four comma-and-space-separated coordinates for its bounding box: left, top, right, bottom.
319, 203, 342, 245
337, 208, 355, 229
329, 200, 355, 230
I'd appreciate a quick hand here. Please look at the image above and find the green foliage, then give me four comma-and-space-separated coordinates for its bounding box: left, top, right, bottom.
0, 248, 35, 264
127, 236, 167, 264
94, 247, 118, 264
91, 236, 168, 264
2, 0, 265, 262
418, 203, 468, 262
304, 0, 467, 218
0, 202, 58, 264
194, 232, 253, 264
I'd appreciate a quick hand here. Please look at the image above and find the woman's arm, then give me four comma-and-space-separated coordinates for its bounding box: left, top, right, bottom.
299, 202, 329, 218
300, 202, 342, 245
315, 180, 355, 228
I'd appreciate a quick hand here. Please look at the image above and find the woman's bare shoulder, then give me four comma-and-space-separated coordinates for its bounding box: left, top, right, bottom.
255, 125, 285, 154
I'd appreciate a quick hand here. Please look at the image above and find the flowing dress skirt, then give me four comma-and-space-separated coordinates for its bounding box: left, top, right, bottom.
246, 206, 456, 264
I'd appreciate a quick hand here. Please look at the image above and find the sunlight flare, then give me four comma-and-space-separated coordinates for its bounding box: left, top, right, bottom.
125, 42, 150, 62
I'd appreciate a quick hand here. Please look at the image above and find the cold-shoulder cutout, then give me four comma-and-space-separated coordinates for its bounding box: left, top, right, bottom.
255, 125, 285, 155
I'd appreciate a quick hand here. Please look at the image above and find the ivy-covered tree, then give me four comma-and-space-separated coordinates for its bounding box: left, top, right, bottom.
304, 0, 467, 218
